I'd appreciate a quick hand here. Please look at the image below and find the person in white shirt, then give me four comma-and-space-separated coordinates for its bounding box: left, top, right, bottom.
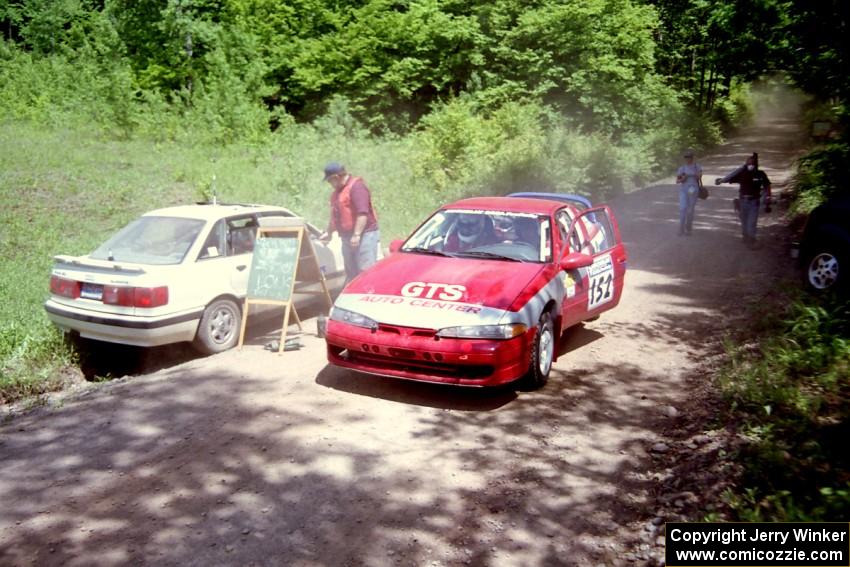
675, 149, 704, 236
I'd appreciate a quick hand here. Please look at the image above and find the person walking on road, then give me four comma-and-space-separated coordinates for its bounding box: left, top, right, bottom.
715, 153, 772, 248
675, 149, 704, 236
320, 162, 380, 282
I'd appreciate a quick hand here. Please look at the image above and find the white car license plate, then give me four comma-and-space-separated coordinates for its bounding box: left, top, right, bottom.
80, 282, 103, 301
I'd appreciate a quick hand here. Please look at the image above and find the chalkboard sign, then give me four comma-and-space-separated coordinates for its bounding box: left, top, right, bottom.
246, 234, 299, 301
239, 223, 333, 353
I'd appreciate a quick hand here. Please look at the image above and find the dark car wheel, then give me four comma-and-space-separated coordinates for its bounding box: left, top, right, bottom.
522, 311, 555, 390
193, 298, 241, 354
804, 244, 846, 293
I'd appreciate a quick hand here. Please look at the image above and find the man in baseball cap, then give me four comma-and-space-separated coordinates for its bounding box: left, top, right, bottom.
320, 162, 381, 282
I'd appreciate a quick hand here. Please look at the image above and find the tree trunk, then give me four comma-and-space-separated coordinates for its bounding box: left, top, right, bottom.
185, 31, 193, 94
706, 66, 716, 111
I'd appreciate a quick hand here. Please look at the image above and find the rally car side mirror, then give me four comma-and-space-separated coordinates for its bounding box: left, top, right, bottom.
389, 239, 405, 253
560, 252, 594, 271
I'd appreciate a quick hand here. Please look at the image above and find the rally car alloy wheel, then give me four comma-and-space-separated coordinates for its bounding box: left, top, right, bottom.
193, 298, 241, 354
523, 311, 554, 390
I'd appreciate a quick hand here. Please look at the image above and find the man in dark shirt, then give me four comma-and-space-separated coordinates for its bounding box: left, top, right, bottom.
716, 153, 772, 248
320, 162, 380, 282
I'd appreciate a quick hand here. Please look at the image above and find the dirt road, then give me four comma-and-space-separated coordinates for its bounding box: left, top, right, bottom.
0, 97, 807, 567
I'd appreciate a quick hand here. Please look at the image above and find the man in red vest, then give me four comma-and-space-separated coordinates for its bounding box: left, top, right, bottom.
320, 162, 380, 282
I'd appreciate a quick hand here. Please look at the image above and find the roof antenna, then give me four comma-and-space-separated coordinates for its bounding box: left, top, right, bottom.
211, 175, 217, 205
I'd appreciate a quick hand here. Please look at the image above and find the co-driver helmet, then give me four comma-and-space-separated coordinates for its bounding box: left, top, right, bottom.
493, 216, 517, 240
457, 215, 485, 245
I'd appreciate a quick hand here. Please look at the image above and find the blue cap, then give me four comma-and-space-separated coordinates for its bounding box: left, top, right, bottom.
322, 162, 345, 181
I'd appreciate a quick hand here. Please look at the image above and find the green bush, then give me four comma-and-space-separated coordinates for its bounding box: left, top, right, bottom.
0, 38, 138, 133
0, 34, 275, 146
713, 80, 755, 131
409, 96, 495, 194
789, 142, 850, 215
408, 96, 715, 203
721, 296, 850, 521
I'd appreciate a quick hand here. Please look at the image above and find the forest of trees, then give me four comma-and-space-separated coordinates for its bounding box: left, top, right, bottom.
1, 1, 846, 147
1, 0, 845, 202
0, 0, 847, 223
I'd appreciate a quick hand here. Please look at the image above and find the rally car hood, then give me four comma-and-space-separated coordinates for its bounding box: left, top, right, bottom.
335, 252, 546, 329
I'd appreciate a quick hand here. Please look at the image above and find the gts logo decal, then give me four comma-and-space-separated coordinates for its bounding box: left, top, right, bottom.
400, 282, 466, 301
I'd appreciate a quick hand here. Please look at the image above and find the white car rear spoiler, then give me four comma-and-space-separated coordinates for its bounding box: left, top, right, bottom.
53, 255, 146, 274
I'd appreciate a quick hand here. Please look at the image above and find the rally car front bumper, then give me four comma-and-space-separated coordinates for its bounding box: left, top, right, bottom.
325, 320, 535, 386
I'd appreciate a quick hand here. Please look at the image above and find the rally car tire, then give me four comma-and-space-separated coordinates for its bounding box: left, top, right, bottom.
522, 311, 555, 390
193, 298, 241, 354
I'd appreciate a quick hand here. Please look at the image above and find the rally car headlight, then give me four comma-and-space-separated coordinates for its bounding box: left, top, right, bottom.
330, 306, 378, 330
436, 323, 528, 340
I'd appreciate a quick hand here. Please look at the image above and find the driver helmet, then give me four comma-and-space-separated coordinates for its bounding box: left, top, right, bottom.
493, 216, 518, 240
456, 215, 485, 245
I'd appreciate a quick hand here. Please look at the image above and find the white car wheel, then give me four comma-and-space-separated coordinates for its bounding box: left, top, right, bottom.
193, 298, 241, 354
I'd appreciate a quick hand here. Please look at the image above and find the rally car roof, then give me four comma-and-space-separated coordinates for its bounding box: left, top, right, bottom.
446, 196, 574, 215
507, 192, 592, 210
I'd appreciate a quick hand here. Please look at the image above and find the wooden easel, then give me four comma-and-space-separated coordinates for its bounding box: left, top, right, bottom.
238, 222, 334, 354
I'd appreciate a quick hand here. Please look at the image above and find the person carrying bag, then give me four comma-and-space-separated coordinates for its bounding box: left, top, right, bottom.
675, 149, 705, 236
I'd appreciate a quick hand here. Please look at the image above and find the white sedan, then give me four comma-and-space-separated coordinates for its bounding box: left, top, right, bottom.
44, 203, 345, 353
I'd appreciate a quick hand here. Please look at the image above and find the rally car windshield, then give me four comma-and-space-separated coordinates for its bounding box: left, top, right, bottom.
402, 210, 549, 263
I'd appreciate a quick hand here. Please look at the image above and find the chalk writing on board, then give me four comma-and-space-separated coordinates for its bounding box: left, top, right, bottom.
246, 235, 299, 301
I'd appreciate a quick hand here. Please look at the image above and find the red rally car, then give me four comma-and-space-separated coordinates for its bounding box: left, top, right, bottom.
325, 195, 627, 388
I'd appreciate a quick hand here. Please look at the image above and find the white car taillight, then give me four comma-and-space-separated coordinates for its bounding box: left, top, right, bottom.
103, 285, 168, 308
50, 275, 80, 299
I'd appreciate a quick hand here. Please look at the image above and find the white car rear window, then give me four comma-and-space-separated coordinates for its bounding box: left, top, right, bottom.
90, 216, 206, 265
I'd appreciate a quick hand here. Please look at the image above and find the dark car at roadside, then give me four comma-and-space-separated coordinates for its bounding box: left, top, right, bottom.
798, 195, 850, 294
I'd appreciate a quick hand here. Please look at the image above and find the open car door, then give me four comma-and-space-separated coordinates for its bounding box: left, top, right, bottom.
558, 206, 627, 329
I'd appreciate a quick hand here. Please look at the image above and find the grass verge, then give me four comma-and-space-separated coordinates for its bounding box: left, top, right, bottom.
720, 289, 850, 521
